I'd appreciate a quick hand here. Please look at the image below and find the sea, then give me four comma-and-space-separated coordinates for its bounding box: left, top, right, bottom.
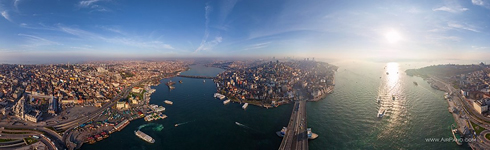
82, 60, 474, 150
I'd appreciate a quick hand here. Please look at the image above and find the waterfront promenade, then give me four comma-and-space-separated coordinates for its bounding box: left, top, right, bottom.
279, 100, 308, 150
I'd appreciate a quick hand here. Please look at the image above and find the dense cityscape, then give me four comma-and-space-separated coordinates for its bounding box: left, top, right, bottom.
214, 60, 337, 107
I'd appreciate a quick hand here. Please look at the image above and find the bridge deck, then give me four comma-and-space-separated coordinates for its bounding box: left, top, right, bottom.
279, 100, 308, 150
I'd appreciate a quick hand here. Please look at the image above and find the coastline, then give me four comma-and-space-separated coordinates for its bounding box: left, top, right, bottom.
425, 76, 476, 149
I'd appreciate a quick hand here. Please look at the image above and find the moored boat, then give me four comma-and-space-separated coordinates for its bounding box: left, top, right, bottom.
242, 103, 249, 109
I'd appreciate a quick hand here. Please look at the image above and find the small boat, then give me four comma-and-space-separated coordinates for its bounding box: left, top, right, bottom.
413, 81, 418, 86
175, 124, 178, 127
377, 109, 386, 118
223, 99, 230, 105
203, 80, 206, 83
392, 95, 395, 100
451, 124, 463, 146
377, 96, 381, 103
276, 127, 287, 137
179, 80, 183, 83
242, 103, 249, 109
307, 128, 318, 140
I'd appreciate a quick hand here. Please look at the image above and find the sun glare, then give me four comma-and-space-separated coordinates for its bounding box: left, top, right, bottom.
385, 30, 401, 44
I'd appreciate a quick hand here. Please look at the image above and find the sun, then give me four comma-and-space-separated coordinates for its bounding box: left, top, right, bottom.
385, 30, 401, 44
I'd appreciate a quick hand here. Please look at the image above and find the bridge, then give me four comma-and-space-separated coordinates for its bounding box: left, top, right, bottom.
177, 75, 216, 79
279, 100, 308, 150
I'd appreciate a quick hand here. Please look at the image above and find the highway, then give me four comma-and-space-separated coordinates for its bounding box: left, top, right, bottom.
278, 100, 308, 150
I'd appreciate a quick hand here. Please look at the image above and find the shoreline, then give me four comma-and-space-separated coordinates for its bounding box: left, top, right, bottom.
426, 76, 477, 149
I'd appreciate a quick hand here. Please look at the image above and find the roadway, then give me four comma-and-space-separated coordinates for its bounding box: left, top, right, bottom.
278, 100, 308, 150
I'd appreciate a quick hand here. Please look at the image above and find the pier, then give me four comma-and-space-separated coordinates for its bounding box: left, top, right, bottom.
177, 75, 216, 79
279, 100, 308, 150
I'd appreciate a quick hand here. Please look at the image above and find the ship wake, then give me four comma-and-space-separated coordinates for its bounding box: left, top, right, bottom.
138, 123, 164, 131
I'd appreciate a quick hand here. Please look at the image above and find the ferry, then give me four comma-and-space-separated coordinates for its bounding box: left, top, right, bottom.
276, 127, 287, 137
377, 109, 386, 118
307, 128, 318, 140
135, 130, 155, 143
223, 99, 230, 105
214, 93, 226, 100
165, 80, 175, 86
377, 96, 381, 103
451, 124, 463, 146
164, 100, 173, 105
242, 103, 249, 109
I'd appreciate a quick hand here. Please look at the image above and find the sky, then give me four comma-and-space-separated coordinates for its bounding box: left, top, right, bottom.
1, 0, 490, 63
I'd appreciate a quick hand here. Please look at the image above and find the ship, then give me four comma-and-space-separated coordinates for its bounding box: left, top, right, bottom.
276, 127, 287, 137
413, 81, 418, 86
377, 109, 386, 118
307, 128, 318, 140
164, 100, 173, 105
223, 99, 230, 105
451, 124, 463, 146
242, 103, 249, 109
214, 93, 226, 100
135, 130, 155, 143
165, 80, 175, 86
377, 96, 381, 103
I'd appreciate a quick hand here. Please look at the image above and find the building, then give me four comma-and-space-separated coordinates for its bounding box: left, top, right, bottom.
12, 97, 42, 123
132, 87, 143, 94
116, 101, 129, 110
48, 97, 59, 115
473, 99, 489, 114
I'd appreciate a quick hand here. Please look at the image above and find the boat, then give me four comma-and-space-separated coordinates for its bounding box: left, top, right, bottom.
214, 93, 226, 100
242, 103, 249, 109
203, 80, 206, 83
179, 80, 183, 83
169, 85, 175, 89
377, 109, 386, 118
223, 99, 230, 105
392, 95, 395, 100
175, 124, 179, 127
165, 80, 175, 86
276, 127, 287, 137
377, 96, 381, 103
307, 128, 318, 140
135, 130, 155, 143
413, 81, 418, 86
451, 124, 463, 146
164, 100, 173, 105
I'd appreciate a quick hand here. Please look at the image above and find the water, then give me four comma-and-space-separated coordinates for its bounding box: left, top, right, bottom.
83, 62, 470, 150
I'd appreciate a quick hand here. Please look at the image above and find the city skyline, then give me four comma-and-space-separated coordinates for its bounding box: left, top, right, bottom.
1, 0, 490, 63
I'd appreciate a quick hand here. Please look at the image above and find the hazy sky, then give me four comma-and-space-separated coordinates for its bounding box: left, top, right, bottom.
1, 0, 490, 62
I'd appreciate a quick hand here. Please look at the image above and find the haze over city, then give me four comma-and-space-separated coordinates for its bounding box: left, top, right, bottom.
1, 0, 490, 63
